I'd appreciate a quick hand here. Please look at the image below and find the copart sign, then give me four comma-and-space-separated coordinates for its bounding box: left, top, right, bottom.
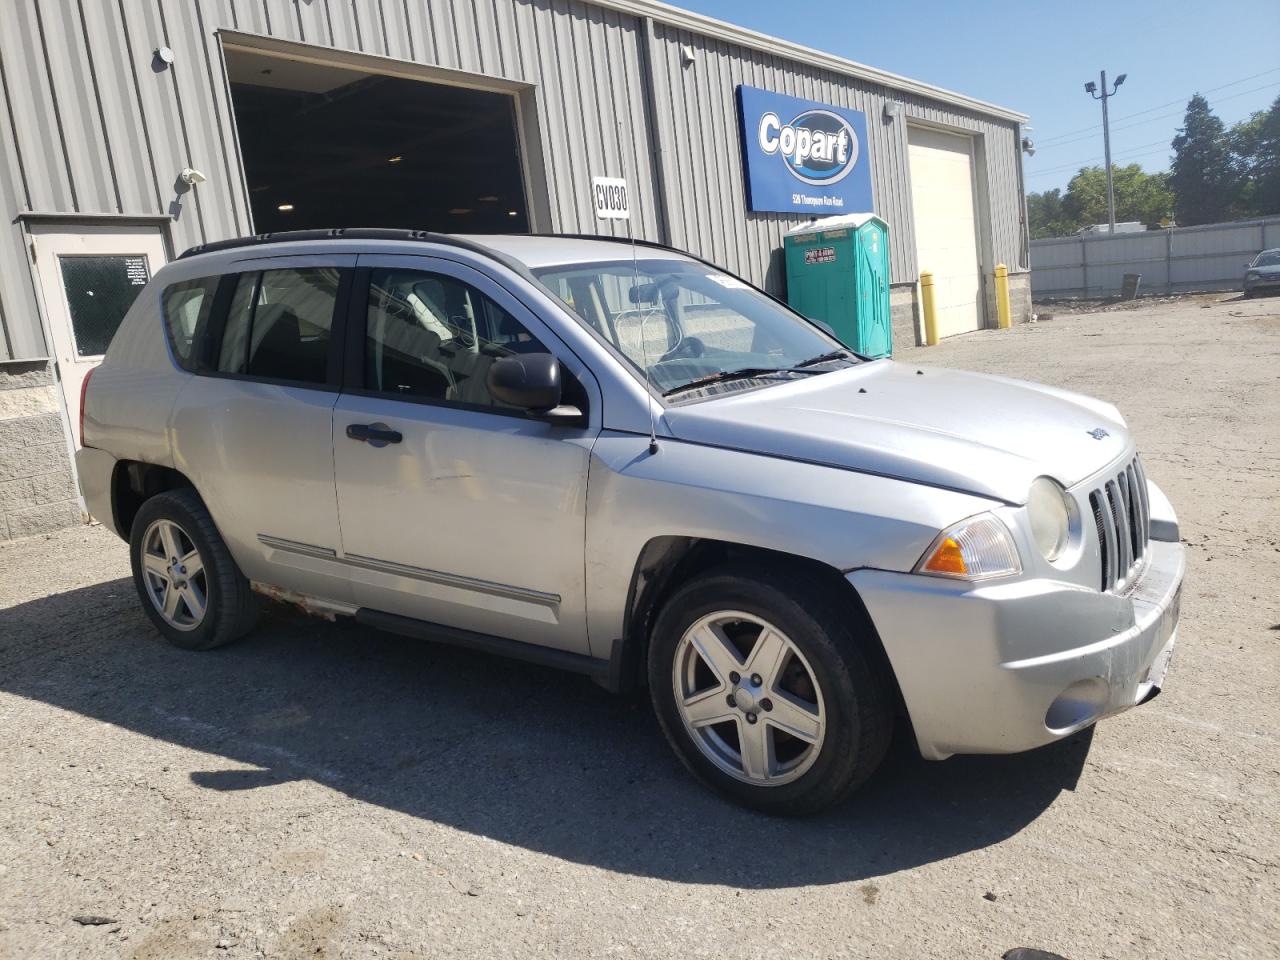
736, 85, 873, 215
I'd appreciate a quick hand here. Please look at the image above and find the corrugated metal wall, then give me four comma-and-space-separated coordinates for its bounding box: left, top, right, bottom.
1031, 217, 1280, 298
0, 0, 1028, 361
644, 19, 1025, 290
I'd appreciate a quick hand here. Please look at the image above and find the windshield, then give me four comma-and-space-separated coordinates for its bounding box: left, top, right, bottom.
533, 258, 853, 398
1251, 251, 1280, 268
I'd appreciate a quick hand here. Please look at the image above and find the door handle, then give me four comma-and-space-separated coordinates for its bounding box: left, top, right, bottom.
346, 422, 402, 447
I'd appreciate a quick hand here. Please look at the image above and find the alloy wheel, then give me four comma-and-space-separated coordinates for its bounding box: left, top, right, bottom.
140, 518, 208, 632
672, 610, 826, 786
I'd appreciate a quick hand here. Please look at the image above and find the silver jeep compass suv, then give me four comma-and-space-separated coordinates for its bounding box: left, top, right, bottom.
77, 229, 1184, 814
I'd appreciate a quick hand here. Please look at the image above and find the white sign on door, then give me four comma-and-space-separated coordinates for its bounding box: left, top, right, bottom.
591, 177, 630, 220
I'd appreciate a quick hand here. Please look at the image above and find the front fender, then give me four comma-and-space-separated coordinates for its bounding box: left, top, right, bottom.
583, 431, 998, 656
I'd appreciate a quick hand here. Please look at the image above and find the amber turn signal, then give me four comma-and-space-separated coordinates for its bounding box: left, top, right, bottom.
921, 535, 967, 575
915, 514, 1022, 581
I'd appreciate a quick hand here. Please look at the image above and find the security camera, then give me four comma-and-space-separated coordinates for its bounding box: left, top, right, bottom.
1021, 137, 1036, 157
180, 168, 206, 185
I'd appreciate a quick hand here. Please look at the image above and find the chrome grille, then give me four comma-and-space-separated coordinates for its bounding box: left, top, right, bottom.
1088, 455, 1151, 592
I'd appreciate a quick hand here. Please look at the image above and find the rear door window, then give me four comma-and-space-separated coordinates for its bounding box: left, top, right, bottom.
215, 267, 341, 385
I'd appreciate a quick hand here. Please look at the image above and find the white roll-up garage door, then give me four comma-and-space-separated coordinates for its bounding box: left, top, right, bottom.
907, 126, 983, 338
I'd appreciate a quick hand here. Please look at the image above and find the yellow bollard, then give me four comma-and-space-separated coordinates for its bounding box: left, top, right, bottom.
994, 263, 1011, 330
920, 272, 939, 346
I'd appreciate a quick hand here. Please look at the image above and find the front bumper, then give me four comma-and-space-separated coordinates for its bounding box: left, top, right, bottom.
1245, 274, 1280, 293
849, 534, 1184, 760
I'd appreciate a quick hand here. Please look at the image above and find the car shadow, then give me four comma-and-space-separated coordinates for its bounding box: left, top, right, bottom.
0, 578, 1094, 888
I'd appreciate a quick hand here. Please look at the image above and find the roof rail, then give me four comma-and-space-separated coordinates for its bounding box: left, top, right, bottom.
530, 231, 735, 272
177, 227, 501, 261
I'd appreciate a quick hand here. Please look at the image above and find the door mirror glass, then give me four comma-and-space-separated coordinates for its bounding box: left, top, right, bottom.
486, 353, 563, 411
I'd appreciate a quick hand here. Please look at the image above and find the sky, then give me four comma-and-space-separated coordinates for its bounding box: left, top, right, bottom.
670, 0, 1280, 195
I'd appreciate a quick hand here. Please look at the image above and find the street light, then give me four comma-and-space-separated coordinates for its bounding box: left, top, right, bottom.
1085, 70, 1127, 233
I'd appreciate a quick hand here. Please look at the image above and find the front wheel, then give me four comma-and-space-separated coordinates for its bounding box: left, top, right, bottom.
648, 565, 894, 815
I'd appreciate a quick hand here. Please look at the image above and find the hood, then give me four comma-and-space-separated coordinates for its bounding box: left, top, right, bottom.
661, 360, 1132, 504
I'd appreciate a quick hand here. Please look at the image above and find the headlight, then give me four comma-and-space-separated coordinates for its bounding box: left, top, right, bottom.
915, 513, 1021, 581
1027, 477, 1073, 561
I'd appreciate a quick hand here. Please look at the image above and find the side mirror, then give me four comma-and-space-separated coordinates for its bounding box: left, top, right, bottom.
809, 318, 838, 338
486, 353, 584, 424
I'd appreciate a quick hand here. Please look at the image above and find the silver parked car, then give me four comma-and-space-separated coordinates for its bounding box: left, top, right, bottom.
1243, 248, 1280, 297
77, 229, 1184, 814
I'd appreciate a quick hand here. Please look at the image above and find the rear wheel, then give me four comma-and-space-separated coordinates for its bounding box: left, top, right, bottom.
648, 564, 893, 815
129, 489, 257, 650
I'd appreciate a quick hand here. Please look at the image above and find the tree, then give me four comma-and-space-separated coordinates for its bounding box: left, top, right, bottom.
1026, 187, 1075, 239
1062, 164, 1173, 227
1229, 94, 1280, 218
1228, 109, 1266, 217
1026, 165, 1173, 238
1169, 94, 1235, 225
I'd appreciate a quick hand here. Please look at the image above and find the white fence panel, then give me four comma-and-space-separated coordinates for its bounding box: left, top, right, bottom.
1031, 216, 1280, 298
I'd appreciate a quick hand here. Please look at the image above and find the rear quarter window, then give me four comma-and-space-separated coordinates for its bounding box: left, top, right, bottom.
161, 276, 220, 370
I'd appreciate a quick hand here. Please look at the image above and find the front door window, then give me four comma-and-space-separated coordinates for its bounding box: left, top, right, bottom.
364, 267, 548, 408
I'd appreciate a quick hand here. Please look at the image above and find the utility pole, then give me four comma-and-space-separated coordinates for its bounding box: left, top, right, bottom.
1085, 70, 1126, 233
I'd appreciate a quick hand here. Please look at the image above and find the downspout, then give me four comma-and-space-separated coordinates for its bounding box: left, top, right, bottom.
637, 15, 673, 246
1015, 121, 1031, 271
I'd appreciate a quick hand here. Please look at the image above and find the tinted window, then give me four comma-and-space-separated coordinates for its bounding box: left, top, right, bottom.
161, 276, 219, 370
59, 254, 150, 356
216, 268, 340, 385
365, 268, 548, 407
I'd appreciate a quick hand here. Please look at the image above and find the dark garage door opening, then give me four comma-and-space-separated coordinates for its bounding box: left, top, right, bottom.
225, 49, 530, 235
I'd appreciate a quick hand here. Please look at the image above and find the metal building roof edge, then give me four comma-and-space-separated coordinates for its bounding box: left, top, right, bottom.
599, 0, 1030, 124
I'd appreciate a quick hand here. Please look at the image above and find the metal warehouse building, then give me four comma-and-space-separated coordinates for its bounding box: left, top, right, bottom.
0, 0, 1031, 539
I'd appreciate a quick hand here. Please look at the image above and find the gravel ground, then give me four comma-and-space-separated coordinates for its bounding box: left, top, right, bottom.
1, 292, 1276, 960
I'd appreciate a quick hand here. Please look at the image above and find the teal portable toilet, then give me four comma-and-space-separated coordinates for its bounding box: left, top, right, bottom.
783, 213, 892, 358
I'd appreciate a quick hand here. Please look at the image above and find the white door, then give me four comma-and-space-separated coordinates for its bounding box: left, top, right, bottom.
907, 126, 983, 338
29, 224, 168, 446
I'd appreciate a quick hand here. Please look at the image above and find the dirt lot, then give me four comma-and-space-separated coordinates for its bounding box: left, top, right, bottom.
1, 293, 1276, 959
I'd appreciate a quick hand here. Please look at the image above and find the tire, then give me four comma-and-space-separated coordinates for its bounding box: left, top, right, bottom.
129, 488, 258, 651
648, 563, 893, 815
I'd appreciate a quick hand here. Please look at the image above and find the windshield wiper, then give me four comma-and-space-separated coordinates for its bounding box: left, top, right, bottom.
662, 367, 796, 397
794, 349, 852, 368
662, 365, 828, 397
